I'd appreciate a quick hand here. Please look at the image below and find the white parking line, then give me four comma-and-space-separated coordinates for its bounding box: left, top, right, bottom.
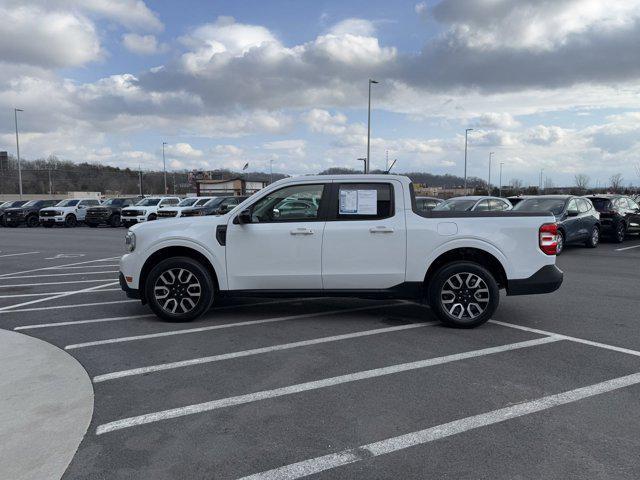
0, 271, 118, 280
0, 288, 119, 299
66, 303, 403, 350
13, 299, 320, 330
490, 320, 640, 357
0, 299, 136, 314
47, 264, 120, 270
95, 336, 560, 435
15, 314, 156, 330
239, 371, 640, 480
93, 322, 438, 383
0, 251, 40, 258
0, 256, 119, 278
0, 279, 118, 289
615, 244, 640, 251
0, 281, 118, 312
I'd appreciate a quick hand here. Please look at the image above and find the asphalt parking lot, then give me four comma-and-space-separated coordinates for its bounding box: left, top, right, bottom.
1, 226, 640, 479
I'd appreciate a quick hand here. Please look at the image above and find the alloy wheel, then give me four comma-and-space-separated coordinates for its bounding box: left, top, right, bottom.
153, 268, 202, 315
440, 272, 490, 320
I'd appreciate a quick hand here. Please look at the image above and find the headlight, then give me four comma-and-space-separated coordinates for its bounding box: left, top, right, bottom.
125, 231, 136, 252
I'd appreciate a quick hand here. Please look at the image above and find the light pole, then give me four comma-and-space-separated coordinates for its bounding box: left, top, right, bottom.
14, 108, 24, 199
464, 128, 473, 191
488, 152, 494, 194
539, 168, 544, 194
499, 162, 504, 197
357, 158, 366, 174
162, 142, 167, 194
366, 79, 378, 174
269, 159, 273, 184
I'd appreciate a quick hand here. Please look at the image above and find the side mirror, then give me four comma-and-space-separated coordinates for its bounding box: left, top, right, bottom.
237, 209, 252, 224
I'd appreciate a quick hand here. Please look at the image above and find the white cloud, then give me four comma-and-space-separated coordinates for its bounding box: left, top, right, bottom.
328, 18, 376, 37
263, 139, 307, 157
122, 34, 167, 55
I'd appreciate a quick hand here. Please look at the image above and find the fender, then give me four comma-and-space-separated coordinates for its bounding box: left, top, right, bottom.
419, 237, 511, 280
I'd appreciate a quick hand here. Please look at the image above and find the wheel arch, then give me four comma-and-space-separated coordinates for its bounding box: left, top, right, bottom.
138, 246, 220, 304
424, 247, 508, 290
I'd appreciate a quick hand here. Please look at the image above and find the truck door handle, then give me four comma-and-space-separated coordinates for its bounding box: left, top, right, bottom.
369, 226, 394, 233
290, 227, 314, 235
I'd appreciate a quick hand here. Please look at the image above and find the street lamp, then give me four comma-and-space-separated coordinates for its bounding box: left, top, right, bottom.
162, 142, 168, 194
499, 162, 504, 197
366, 79, 378, 174
488, 152, 494, 194
539, 168, 544, 194
14, 108, 23, 199
464, 128, 473, 191
357, 158, 366, 174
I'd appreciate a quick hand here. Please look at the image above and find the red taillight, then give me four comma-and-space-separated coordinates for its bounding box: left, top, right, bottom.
539, 223, 558, 255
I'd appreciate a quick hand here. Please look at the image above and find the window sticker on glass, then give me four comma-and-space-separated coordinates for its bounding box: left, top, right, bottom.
339, 189, 377, 215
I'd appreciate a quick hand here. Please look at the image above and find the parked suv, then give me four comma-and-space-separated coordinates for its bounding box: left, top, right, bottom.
85, 197, 142, 228
157, 197, 216, 219
433, 196, 512, 212
4, 199, 61, 227
181, 196, 249, 217
121, 196, 181, 227
513, 195, 600, 254
585, 195, 640, 242
0, 200, 27, 226
39, 198, 102, 227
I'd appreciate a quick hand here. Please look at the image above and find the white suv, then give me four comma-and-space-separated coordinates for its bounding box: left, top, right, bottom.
157, 197, 216, 219
121, 197, 180, 227
39, 198, 102, 227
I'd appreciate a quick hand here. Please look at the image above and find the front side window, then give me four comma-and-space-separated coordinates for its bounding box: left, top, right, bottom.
628, 198, 639, 210
567, 199, 579, 214
56, 199, 80, 207
474, 200, 490, 211
178, 198, 199, 207
136, 198, 161, 206
161, 198, 179, 206
250, 184, 325, 222
335, 183, 393, 220
578, 199, 591, 213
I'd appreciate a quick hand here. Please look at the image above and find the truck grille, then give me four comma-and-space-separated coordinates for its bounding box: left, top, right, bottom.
157, 211, 177, 218
122, 210, 140, 217
40, 210, 56, 217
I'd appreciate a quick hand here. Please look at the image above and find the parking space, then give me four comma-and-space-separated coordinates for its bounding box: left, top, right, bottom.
1, 228, 640, 479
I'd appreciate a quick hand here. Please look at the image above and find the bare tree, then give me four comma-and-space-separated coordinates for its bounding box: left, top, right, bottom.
574, 174, 590, 190
544, 177, 554, 191
610, 173, 624, 193
510, 178, 524, 193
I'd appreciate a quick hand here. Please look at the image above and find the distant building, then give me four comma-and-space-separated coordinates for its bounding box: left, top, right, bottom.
195, 177, 267, 196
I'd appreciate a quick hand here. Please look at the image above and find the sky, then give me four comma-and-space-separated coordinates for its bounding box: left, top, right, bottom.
1, 0, 640, 188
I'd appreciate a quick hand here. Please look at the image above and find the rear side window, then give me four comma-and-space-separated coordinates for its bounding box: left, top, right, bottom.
629, 198, 639, 210
578, 199, 591, 213
162, 198, 179, 206
335, 183, 393, 220
589, 198, 612, 211
474, 200, 490, 211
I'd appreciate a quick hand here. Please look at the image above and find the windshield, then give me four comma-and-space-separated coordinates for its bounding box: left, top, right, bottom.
204, 198, 224, 207
195, 198, 211, 206
22, 200, 39, 207
433, 199, 477, 211
178, 198, 199, 207
103, 198, 125, 206
588, 198, 613, 211
513, 198, 566, 215
56, 199, 80, 207
135, 198, 161, 206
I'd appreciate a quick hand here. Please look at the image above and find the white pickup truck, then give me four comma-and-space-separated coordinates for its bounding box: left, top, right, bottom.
119, 175, 563, 328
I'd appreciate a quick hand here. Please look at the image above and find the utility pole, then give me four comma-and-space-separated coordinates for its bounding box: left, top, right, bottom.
539, 168, 544, 193
173, 172, 176, 195
138, 165, 143, 196
488, 152, 494, 194
48, 167, 53, 195
269, 159, 273, 184
385, 150, 389, 171
14, 108, 24, 199
464, 128, 473, 191
499, 162, 504, 197
366, 79, 378, 174
162, 141, 167, 194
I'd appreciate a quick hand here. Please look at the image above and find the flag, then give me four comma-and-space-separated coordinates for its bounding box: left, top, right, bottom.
242, 162, 249, 170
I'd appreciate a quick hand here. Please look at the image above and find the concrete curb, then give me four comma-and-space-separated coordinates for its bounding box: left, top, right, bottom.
0, 329, 94, 480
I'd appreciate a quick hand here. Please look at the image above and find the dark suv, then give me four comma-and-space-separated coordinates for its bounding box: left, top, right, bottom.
181, 196, 248, 217
0, 200, 27, 226
513, 195, 600, 254
4, 199, 61, 227
585, 195, 640, 243
85, 197, 141, 228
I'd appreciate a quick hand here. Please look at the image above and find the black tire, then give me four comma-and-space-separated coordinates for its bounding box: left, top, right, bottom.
428, 261, 499, 328
585, 226, 600, 248
64, 214, 77, 228
109, 214, 121, 228
42, 222, 54, 228
144, 256, 215, 322
148, 213, 157, 221
87, 222, 98, 228
26, 215, 39, 228
613, 222, 626, 243
556, 230, 565, 255
6, 220, 18, 228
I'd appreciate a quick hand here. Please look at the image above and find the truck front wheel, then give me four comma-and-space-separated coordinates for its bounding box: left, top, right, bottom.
428, 261, 499, 328
144, 256, 215, 322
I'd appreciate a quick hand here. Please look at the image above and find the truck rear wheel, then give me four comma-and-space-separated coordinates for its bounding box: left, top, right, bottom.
144, 256, 214, 322
428, 261, 499, 328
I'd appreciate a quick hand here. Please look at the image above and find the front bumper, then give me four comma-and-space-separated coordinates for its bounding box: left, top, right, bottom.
119, 272, 141, 300
506, 265, 563, 296
122, 217, 145, 224
40, 216, 65, 223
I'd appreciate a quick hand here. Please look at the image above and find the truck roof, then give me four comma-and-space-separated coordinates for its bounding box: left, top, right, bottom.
273, 174, 411, 185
